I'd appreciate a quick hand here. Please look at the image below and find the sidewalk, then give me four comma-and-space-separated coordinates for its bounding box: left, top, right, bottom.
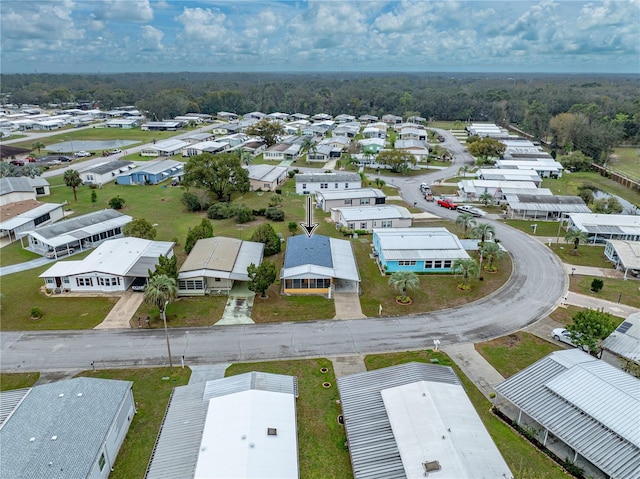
563, 263, 625, 279
443, 343, 505, 399
565, 291, 638, 318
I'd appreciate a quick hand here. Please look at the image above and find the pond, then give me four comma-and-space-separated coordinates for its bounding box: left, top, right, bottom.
50, 140, 138, 153
592, 190, 638, 215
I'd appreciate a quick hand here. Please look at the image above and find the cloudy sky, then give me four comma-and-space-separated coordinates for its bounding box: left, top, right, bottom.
1, 0, 638, 74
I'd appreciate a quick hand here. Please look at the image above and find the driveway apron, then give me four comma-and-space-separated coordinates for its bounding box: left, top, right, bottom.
217, 282, 255, 325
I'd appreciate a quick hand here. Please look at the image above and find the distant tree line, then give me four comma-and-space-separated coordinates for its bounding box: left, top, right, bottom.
2, 72, 638, 160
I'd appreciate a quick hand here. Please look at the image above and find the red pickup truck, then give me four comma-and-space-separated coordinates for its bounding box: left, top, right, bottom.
437, 198, 458, 210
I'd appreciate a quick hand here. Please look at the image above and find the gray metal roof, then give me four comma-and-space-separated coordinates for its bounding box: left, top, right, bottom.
26, 209, 130, 240
124, 159, 183, 176
601, 313, 640, 362
295, 172, 361, 183
505, 194, 591, 213
337, 362, 460, 479
145, 372, 297, 479
495, 350, 640, 479
0, 177, 49, 195
335, 205, 411, 222
374, 228, 470, 261
0, 377, 133, 479
82, 160, 133, 175
246, 164, 287, 183
315, 188, 385, 201
606, 240, 640, 270
0, 203, 64, 231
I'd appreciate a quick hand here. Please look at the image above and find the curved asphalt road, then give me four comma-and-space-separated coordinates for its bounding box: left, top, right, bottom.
0, 128, 568, 372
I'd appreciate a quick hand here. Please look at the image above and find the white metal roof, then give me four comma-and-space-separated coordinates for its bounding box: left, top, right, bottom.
569, 214, 640, 236
334, 205, 411, 222
495, 349, 640, 479
601, 313, 640, 363
145, 139, 189, 151
330, 237, 360, 282
0, 203, 64, 231
606, 240, 640, 270
374, 228, 470, 261
458, 179, 538, 193
40, 237, 174, 278
123, 159, 183, 175
382, 381, 512, 478
25, 209, 132, 248
316, 188, 385, 201
505, 193, 591, 214
247, 164, 287, 183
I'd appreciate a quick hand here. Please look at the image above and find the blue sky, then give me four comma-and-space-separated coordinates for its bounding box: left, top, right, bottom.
1, 0, 638, 74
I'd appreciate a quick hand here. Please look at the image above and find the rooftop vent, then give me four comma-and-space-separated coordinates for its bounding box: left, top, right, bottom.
267, 428, 277, 436
77, 393, 83, 397
58, 394, 64, 398
423, 460, 441, 474
29, 437, 35, 442
51, 436, 58, 441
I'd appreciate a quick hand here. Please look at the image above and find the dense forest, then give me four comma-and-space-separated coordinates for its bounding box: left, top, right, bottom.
2, 72, 639, 161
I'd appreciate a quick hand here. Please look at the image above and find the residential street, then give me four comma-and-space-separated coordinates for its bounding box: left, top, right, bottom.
1, 128, 575, 372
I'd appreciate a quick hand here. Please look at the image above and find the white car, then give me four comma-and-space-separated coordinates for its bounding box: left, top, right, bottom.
75, 151, 92, 157
110, 149, 122, 154
551, 328, 587, 351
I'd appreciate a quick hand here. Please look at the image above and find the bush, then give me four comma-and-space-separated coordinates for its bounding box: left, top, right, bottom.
265, 207, 285, 221
252, 208, 267, 217
182, 192, 202, 212
30, 306, 43, 319
275, 189, 282, 195
268, 194, 283, 207
236, 207, 255, 224
89, 183, 99, 190
590, 278, 604, 292
287, 171, 295, 178
108, 196, 125, 210
207, 202, 234, 219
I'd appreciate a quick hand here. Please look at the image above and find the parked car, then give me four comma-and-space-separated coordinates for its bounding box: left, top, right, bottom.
59, 156, 72, 162
551, 328, 588, 351
9, 159, 25, 166
26, 156, 37, 162
437, 198, 458, 210
456, 205, 485, 217
110, 149, 122, 154
131, 277, 147, 292
46, 247, 75, 259
75, 151, 92, 157
588, 236, 607, 244
47, 159, 62, 166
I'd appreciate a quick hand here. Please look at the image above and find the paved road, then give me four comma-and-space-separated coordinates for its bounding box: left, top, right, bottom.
0, 128, 568, 372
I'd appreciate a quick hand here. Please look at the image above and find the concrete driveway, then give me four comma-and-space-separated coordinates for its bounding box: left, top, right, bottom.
333, 292, 366, 320
94, 291, 143, 329
217, 283, 255, 325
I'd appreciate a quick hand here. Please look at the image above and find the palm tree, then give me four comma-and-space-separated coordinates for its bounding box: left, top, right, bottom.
453, 258, 479, 289
456, 212, 476, 237
143, 274, 177, 317
480, 242, 504, 272
471, 222, 495, 244
565, 229, 589, 255
478, 191, 494, 206
63, 169, 82, 201
31, 141, 45, 156
238, 149, 253, 166
458, 165, 469, 178
388, 271, 420, 303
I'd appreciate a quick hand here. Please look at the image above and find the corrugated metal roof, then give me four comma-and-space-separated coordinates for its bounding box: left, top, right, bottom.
295, 172, 361, 183
145, 372, 297, 479
374, 228, 470, 261
0, 203, 64, 231
316, 188, 385, 201
601, 313, 640, 362
1, 377, 132, 479
606, 240, 640, 270
330, 237, 360, 282
0, 388, 31, 430
82, 160, 133, 175
337, 363, 461, 479
569, 214, 640, 237
495, 350, 640, 479
335, 205, 411, 222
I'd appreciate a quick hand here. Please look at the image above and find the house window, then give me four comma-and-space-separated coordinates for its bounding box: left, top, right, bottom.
86, 175, 94, 181
76, 277, 93, 287
424, 261, 433, 269
35, 187, 45, 195
63, 277, 69, 284
320, 183, 328, 189
398, 260, 416, 266
381, 220, 392, 228
360, 222, 367, 229
335, 183, 338, 188
443, 260, 452, 268
302, 183, 307, 190
34, 213, 51, 226
45, 278, 54, 285
344, 199, 352, 205
434, 260, 443, 268
345, 183, 349, 188
214, 277, 221, 282
348, 223, 355, 229
99, 453, 106, 471
373, 221, 377, 227
178, 280, 204, 290
360, 198, 370, 205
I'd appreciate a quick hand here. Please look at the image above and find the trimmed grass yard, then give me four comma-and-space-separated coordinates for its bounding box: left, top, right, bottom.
475, 332, 561, 378
133, 295, 228, 328
503, 219, 563, 237
569, 275, 640, 309
75, 367, 191, 479
0, 263, 118, 330
542, 171, 640, 207
0, 372, 40, 391
549, 305, 584, 326
608, 147, 640, 179
549, 244, 610, 268
0, 241, 42, 266
226, 358, 351, 479
364, 350, 568, 479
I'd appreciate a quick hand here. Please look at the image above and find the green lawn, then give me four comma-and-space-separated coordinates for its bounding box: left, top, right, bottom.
0, 262, 118, 330
503, 219, 563, 237
226, 359, 351, 479
608, 147, 640, 179
569, 275, 640, 309
0, 372, 40, 391
550, 244, 610, 267
548, 305, 585, 326
364, 351, 568, 479
475, 332, 561, 378
0, 241, 42, 266
542, 172, 640, 207
133, 295, 228, 328
75, 367, 191, 479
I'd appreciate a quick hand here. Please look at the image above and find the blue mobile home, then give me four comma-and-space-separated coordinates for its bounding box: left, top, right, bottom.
373, 227, 470, 274
116, 159, 183, 185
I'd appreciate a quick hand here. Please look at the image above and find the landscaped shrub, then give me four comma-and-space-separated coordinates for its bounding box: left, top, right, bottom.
275, 189, 282, 195
265, 207, 285, 222
182, 192, 202, 212
252, 208, 267, 217
108, 196, 125, 210
207, 202, 233, 219
235, 207, 255, 224
30, 307, 43, 319
590, 278, 604, 292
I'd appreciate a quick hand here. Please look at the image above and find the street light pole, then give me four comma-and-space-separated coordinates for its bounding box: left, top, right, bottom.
555, 215, 565, 245
161, 300, 173, 370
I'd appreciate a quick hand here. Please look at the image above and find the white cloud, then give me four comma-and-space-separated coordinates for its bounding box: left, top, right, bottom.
175, 7, 229, 43
94, 0, 154, 22
141, 25, 165, 51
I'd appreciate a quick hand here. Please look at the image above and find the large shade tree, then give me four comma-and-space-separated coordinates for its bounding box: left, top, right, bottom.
245, 119, 284, 147
123, 218, 157, 240
564, 229, 589, 254
247, 261, 277, 298
183, 152, 250, 201
567, 309, 617, 353
143, 274, 178, 318
388, 271, 420, 303
63, 169, 82, 201
375, 150, 416, 174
